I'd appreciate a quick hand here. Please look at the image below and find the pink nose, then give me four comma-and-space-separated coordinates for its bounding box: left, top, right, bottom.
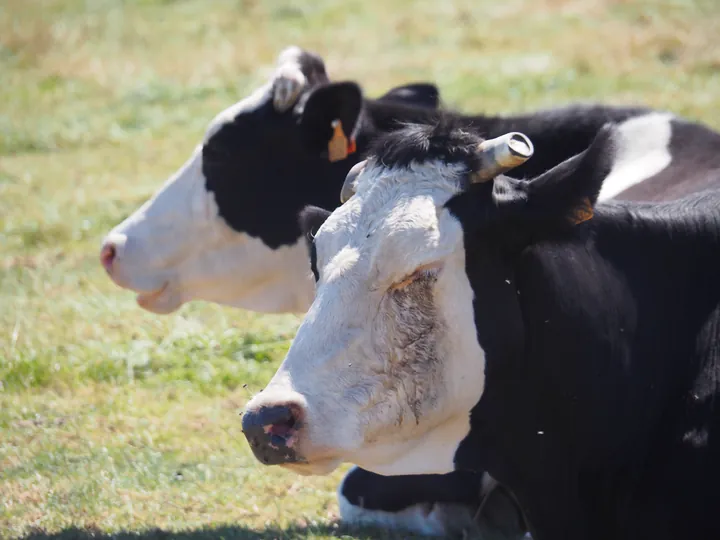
100, 243, 117, 273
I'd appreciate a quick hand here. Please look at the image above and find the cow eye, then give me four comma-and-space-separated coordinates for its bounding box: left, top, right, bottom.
388, 264, 441, 291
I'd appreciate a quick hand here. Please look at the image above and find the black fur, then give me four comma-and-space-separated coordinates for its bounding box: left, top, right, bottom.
368, 116, 485, 171
202, 79, 442, 250
202, 82, 362, 249
429, 124, 720, 539
203, 77, 716, 252
374, 82, 440, 109
298, 205, 330, 282
341, 467, 482, 512
364, 103, 650, 180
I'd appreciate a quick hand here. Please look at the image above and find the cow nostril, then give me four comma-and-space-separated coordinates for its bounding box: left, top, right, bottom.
241, 404, 304, 464
243, 405, 300, 437
100, 243, 116, 272
267, 412, 298, 439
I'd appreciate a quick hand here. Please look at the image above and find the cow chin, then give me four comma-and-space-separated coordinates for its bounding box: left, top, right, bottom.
281, 458, 342, 476
136, 284, 183, 314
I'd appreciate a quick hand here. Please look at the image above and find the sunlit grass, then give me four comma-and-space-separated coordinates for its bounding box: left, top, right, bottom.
2, 0, 720, 537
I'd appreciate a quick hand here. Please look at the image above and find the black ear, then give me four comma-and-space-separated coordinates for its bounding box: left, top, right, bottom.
484, 123, 617, 230
299, 205, 332, 281
523, 123, 617, 223
377, 83, 440, 109
299, 205, 332, 243
299, 82, 363, 156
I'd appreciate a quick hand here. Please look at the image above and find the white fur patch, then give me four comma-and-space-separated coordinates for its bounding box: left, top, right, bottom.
353, 414, 473, 476
597, 112, 674, 201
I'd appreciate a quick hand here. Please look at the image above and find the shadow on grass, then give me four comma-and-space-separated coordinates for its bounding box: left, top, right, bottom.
18, 523, 436, 540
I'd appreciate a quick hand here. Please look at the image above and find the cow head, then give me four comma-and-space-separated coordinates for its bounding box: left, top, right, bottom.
242, 119, 614, 475
100, 46, 440, 314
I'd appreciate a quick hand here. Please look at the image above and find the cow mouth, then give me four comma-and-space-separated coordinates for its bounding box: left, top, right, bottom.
136, 282, 171, 311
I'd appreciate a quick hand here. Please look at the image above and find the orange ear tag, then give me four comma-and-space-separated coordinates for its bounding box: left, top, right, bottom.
570, 197, 594, 225
328, 119, 356, 162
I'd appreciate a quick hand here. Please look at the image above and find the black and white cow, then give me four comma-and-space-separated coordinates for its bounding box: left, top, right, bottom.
242, 119, 720, 540
103, 47, 720, 537
100, 46, 439, 315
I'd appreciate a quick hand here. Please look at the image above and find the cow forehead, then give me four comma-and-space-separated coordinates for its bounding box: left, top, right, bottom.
354, 160, 467, 202
315, 161, 467, 275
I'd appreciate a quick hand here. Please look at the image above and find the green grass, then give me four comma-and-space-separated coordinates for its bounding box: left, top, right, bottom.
2, 0, 720, 537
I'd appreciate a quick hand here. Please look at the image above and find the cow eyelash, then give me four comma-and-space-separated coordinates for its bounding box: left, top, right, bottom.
388, 264, 441, 291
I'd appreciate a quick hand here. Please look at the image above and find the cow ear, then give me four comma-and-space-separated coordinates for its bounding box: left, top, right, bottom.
377, 83, 440, 109
299, 205, 332, 242
520, 123, 618, 226
299, 205, 331, 282
299, 82, 363, 160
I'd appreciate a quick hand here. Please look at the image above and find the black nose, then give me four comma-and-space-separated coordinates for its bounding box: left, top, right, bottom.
242, 405, 301, 465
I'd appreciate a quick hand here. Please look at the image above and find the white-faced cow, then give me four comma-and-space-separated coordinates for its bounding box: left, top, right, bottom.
103, 46, 720, 538
243, 119, 720, 540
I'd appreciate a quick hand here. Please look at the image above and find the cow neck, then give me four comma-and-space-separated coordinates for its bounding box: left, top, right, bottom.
455, 193, 720, 539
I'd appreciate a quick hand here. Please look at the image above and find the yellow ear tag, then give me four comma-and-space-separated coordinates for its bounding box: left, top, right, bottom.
328, 119, 349, 162
570, 197, 594, 225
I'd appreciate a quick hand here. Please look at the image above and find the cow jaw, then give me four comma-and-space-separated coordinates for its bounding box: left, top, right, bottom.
243, 162, 486, 475
281, 416, 470, 477
136, 281, 177, 314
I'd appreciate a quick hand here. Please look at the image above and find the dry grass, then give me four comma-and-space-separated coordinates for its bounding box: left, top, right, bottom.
2, 0, 720, 538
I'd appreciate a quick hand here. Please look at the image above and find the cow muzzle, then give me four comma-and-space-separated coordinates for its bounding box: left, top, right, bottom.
242, 402, 305, 465
100, 231, 183, 313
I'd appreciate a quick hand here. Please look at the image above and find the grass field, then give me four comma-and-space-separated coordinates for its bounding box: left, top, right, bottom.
2, 0, 720, 538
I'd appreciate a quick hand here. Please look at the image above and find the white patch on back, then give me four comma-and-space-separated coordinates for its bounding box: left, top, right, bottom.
597, 112, 674, 201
